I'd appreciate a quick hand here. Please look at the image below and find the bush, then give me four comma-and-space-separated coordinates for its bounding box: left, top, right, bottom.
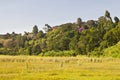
103, 42, 120, 58
88, 48, 103, 57
39, 50, 76, 57
0, 48, 16, 55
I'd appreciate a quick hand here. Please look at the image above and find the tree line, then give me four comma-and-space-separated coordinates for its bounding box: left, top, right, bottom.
0, 10, 120, 57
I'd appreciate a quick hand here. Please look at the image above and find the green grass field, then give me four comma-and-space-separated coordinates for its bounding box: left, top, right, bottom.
0, 55, 120, 80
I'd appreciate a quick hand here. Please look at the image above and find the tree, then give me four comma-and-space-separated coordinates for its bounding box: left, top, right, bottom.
3, 39, 16, 49
21, 36, 27, 48
33, 25, 38, 35
69, 34, 79, 55
32, 44, 42, 55
11, 32, 17, 39
43, 24, 52, 32
87, 20, 96, 27
103, 30, 116, 46
105, 10, 110, 18
0, 43, 3, 48
114, 16, 119, 24
37, 30, 44, 39
98, 16, 114, 37
28, 46, 32, 55
58, 37, 70, 50
16, 34, 22, 48
77, 18, 82, 27
105, 10, 112, 22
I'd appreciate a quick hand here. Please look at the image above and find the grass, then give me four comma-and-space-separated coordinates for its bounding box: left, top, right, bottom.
0, 55, 120, 80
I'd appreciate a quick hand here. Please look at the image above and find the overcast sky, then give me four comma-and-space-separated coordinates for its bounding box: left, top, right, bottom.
0, 0, 120, 34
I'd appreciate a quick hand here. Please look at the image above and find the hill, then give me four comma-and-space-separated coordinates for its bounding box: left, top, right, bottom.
0, 10, 120, 57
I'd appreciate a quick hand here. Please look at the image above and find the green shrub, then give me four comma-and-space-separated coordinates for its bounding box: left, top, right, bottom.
0, 48, 16, 55
103, 41, 120, 58
39, 50, 76, 57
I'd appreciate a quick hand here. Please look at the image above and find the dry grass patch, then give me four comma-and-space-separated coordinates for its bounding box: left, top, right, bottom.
0, 55, 120, 80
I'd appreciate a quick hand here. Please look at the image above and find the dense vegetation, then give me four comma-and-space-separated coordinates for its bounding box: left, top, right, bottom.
0, 10, 120, 57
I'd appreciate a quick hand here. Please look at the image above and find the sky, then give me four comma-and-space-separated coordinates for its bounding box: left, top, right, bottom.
0, 0, 120, 34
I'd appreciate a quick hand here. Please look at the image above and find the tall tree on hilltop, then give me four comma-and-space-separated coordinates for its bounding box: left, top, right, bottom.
77, 18, 82, 27
33, 25, 38, 35
105, 10, 112, 22
114, 16, 119, 24
43, 24, 52, 32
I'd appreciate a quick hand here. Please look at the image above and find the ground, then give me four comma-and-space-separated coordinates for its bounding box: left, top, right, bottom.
0, 55, 120, 80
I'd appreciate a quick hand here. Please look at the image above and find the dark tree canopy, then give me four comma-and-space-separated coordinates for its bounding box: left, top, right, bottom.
105, 10, 110, 18
33, 25, 38, 35
114, 16, 119, 24
77, 18, 82, 27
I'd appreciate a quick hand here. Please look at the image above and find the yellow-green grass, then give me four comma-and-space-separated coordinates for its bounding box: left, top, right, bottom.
0, 55, 120, 80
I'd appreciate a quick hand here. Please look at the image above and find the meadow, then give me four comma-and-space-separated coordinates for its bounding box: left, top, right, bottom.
0, 55, 120, 80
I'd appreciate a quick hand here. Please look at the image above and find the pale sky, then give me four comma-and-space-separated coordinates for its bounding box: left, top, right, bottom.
0, 0, 120, 34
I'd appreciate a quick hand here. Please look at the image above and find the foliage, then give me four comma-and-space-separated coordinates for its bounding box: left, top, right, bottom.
40, 50, 76, 56
77, 17, 82, 27
0, 10, 120, 57
114, 16, 119, 24
32, 44, 42, 55
103, 41, 120, 58
32, 25, 38, 35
